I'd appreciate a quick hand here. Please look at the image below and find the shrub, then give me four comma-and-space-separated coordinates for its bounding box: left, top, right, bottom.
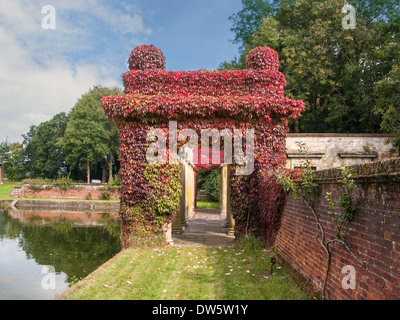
127, 44, 166, 71
202, 170, 220, 202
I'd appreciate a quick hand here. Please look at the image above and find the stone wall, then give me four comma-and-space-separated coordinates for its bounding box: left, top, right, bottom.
197, 190, 207, 201
275, 158, 400, 300
286, 134, 395, 170
10, 184, 120, 200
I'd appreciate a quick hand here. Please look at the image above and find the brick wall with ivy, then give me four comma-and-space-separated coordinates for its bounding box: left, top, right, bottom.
275, 158, 400, 300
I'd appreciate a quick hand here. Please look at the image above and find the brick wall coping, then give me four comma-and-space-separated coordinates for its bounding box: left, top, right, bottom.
288, 133, 394, 138
314, 158, 400, 183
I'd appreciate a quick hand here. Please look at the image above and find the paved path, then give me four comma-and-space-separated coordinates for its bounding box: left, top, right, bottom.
173, 208, 235, 247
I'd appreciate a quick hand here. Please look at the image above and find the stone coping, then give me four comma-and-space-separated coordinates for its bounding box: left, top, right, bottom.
314, 157, 400, 183
288, 133, 394, 138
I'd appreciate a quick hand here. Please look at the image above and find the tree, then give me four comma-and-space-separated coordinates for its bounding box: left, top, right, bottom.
60, 95, 109, 184
228, 0, 294, 51
82, 86, 122, 182
374, 57, 400, 154
223, 0, 400, 133
202, 170, 221, 202
0, 140, 26, 181
23, 112, 69, 179
59, 86, 122, 184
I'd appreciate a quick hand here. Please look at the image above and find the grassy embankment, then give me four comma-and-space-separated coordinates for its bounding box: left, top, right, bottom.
0, 181, 119, 202
60, 237, 310, 300
0, 182, 21, 200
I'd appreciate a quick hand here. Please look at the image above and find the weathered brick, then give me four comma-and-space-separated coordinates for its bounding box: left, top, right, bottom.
276, 159, 400, 300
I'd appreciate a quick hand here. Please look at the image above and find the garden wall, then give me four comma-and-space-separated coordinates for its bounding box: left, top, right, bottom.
286, 133, 395, 170
275, 158, 400, 300
9, 184, 120, 200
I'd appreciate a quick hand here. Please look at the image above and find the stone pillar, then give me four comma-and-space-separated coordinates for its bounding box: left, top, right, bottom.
225, 165, 234, 235
0, 164, 2, 185
180, 162, 187, 228
184, 162, 189, 223
172, 164, 185, 234
165, 222, 173, 245
220, 164, 228, 216
186, 162, 195, 220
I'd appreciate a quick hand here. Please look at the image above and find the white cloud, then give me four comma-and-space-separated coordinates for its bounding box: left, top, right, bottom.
0, 0, 151, 142
91, 5, 152, 35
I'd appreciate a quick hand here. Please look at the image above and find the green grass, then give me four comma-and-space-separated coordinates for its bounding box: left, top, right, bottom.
0, 182, 22, 200
196, 201, 220, 209
60, 239, 309, 300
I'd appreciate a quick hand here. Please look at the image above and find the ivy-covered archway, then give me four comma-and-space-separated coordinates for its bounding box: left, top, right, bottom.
101, 45, 304, 248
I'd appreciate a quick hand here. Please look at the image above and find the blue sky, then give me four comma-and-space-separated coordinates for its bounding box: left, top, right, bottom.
0, 0, 243, 142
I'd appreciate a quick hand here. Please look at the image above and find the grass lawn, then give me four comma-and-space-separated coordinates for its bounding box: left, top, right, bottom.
196, 201, 220, 209
60, 239, 309, 300
0, 182, 22, 200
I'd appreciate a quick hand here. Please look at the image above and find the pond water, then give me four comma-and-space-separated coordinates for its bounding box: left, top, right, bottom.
0, 208, 121, 300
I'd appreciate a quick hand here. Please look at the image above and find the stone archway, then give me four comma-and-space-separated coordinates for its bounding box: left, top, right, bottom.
101, 45, 305, 248
170, 155, 232, 245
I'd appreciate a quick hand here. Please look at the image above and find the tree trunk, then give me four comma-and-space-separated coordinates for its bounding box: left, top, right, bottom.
108, 153, 113, 182
87, 157, 90, 184
295, 118, 300, 133
101, 162, 107, 184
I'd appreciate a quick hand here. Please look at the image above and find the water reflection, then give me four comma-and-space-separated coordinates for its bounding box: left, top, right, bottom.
0, 209, 121, 300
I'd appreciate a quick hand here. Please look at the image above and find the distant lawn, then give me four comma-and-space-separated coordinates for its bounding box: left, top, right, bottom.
60, 238, 310, 300
0, 182, 22, 200
196, 201, 219, 209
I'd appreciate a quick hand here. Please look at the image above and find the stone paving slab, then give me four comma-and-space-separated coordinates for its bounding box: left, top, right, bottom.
173, 208, 235, 247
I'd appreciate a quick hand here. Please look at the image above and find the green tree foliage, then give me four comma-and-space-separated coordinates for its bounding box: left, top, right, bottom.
228, 0, 294, 50
23, 112, 69, 179
223, 0, 400, 134
0, 140, 26, 181
81, 86, 122, 183
59, 86, 122, 184
198, 169, 221, 202
375, 63, 400, 154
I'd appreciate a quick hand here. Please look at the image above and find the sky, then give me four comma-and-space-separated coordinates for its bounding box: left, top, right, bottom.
0, 0, 243, 143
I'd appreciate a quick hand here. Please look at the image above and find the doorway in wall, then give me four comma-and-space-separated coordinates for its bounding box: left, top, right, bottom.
195, 168, 220, 210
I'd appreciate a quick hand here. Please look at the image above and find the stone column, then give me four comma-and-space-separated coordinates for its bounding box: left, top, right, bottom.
186, 163, 195, 220
172, 164, 184, 234
184, 162, 189, 223
180, 162, 187, 228
165, 222, 173, 245
220, 164, 228, 216
225, 165, 234, 235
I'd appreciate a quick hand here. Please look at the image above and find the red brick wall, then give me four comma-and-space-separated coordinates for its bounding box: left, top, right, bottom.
14, 184, 120, 200
275, 158, 400, 300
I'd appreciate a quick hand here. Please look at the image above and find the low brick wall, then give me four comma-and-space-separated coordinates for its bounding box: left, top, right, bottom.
11, 184, 120, 200
275, 158, 400, 300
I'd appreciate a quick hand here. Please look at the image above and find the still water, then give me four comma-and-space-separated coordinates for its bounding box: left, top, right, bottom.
0, 208, 121, 300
